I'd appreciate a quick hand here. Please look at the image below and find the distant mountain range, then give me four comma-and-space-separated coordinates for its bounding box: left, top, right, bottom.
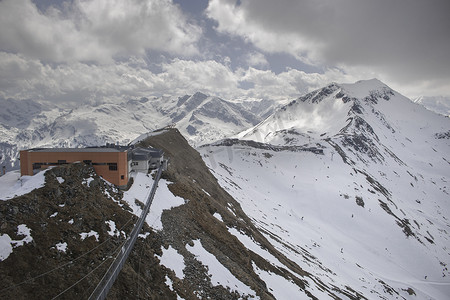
1, 81, 448, 172
0, 93, 277, 171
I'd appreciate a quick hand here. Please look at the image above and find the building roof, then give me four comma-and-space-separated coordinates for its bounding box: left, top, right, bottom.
27, 147, 129, 153
24, 145, 164, 160
131, 147, 163, 161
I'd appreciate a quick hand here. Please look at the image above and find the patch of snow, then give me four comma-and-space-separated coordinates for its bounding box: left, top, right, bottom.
80, 230, 99, 241
138, 232, 150, 239
15, 224, 33, 246
130, 130, 168, 145
103, 189, 113, 200
121, 173, 153, 216
50, 212, 58, 218
58, 203, 65, 207
213, 212, 223, 222
0, 170, 48, 200
165, 275, 174, 290
121, 172, 185, 231
202, 188, 211, 197
68, 219, 74, 224
2, 224, 34, 260
82, 177, 94, 186
55, 242, 67, 253
186, 239, 257, 298
158, 246, 185, 279
105, 220, 119, 237
0, 171, 20, 197
56, 177, 64, 184
227, 207, 236, 217
163, 275, 185, 300
146, 178, 185, 230
0, 234, 13, 261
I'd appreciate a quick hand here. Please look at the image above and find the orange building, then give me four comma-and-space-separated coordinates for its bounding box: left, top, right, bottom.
20, 147, 131, 186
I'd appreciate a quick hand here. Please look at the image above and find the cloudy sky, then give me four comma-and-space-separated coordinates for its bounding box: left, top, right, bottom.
1, 0, 449, 105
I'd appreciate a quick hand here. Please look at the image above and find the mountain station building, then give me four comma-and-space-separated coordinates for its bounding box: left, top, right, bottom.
20, 145, 164, 187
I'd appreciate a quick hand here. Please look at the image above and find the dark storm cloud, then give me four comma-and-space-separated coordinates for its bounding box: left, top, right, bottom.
207, 0, 450, 94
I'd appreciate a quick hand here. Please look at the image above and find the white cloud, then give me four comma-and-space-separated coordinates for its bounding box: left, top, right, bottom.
76, 0, 202, 58
0, 51, 358, 103
238, 67, 359, 100
0, 53, 241, 103
159, 58, 239, 96
0, 0, 201, 63
0, 52, 160, 102
246, 52, 269, 68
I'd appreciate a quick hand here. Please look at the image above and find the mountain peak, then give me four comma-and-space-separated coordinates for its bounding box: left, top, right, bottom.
294, 79, 397, 107
340, 78, 394, 100
239, 78, 447, 149
192, 91, 209, 99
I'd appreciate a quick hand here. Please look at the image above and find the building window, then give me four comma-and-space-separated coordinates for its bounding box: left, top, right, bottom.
121, 175, 125, 180
108, 163, 118, 171
57, 160, 67, 164
32, 163, 42, 169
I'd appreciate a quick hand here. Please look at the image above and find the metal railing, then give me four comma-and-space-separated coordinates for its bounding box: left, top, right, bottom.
89, 164, 164, 300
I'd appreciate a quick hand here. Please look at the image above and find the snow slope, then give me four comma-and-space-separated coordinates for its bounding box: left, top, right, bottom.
201, 79, 450, 299
0, 169, 49, 200
414, 96, 450, 117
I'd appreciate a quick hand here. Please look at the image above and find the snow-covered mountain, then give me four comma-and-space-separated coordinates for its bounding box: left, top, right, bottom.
0, 93, 277, 171
413, 95, 450, 117
1, 79, 449, 299
168, 92, 263, 145
200, 79, 450, 299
